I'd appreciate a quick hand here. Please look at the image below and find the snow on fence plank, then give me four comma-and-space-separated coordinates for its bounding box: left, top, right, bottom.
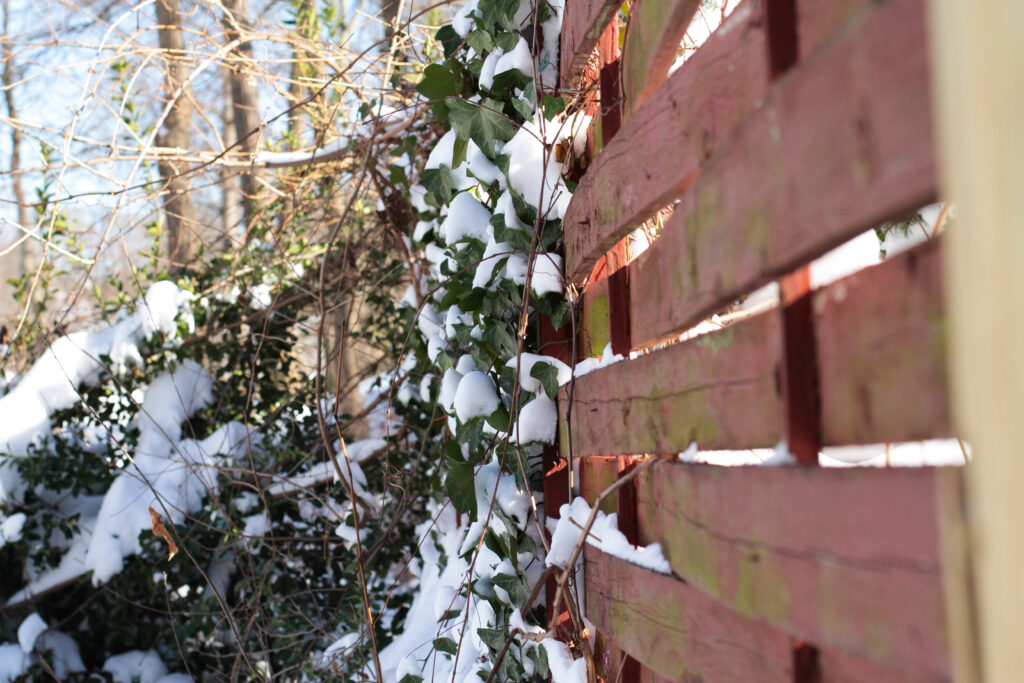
633, 461, 962, 677
563, 0, 770, 282
559, 311, 783, 456
816, 239, 952, 446
619, 0, 702, 115
558, 0, 620, 89
626, 0, 934, 341
584, 546, 795, 681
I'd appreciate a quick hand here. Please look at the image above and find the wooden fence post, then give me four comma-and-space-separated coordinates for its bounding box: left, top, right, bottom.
928, 1, 1021, 679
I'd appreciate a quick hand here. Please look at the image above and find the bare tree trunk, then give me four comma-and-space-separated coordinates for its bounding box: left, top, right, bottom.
222, 0, 261, 236
2, 0, 30, 274
155, 0, 197, 273
221, 69, 243, 239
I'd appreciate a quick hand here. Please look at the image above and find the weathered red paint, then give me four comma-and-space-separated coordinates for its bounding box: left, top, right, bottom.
797, 0, 875, 60
633, 461, 958, 677
563, 0, 770, 282
620, 0, 701, 115
559, 311, 784, 456
559, 0, 621, 89
815, 238, 951, 445
627, 0, 935, 342
585, 546, 796, 681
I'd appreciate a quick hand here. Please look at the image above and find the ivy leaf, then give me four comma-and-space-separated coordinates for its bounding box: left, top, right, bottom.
511, 96, 534, 120
485, 407, 509, 432
466, 28, 494, 55
477, 627, 507, 654
446, 97, 516, 155
488, 68, 532, 99
434, 637, 458, 655
445, 459, 478, 521
548, 298, 568, 330
494, 30, 519, 52
452, 136, 468, 169
436, 25, 462, 57
420, 166, 455, 204
481, 321, 516, 356
416, 64, 458, 101
530, 361, 560, 399
543, 94, 566, 120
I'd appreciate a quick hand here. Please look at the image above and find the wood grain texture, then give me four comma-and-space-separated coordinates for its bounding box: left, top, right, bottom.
564, 0, 770, 282
578, 455, 621, 513
930, 0, 1024, 677
815, 239, 951, 445
620, 0, 702, 114
628, 0, 935, 342
584, 546, 795, 681
558, 312, 783, 457
559, 0, 621, 89
797, 0, 872, 59
633, 461, 958, 676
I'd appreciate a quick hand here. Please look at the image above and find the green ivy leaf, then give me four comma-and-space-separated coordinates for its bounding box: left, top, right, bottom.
434, 637, 458, 655
488, 68, 532, 99
416, 64, 459, 101
485, 407, 509, 432
530, 361, 560, 399
436, 25, 462, 57
494, 31, 519, 52
466, 28, 495, 55
452, 136, 468, 169
481, 321, 516, 356
445, 458, 478, 521
543, 94, 566, 120
420, 166, 456, 205
446, 97, 516, 155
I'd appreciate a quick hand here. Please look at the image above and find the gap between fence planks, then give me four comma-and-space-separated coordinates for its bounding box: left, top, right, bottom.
626, 0, 935, 344
563, 0, 771, 282
632, 460, 961, 677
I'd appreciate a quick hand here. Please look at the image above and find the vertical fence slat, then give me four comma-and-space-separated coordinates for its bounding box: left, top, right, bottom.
929, 0, 1020, 679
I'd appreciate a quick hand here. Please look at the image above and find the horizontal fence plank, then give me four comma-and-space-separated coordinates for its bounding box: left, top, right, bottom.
584, 546, 794, 681
634, 461, 959, 676
797, 0, 873, 60
816, 239, 952, 445
620, 0, 701, 115
628, 0, 935, 343
564, 0, 770, 281
559, 0, 621, 88
559, 311, 783, 457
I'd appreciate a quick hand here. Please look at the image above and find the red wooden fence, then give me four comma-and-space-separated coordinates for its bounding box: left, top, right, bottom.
548, 0, 974, 680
